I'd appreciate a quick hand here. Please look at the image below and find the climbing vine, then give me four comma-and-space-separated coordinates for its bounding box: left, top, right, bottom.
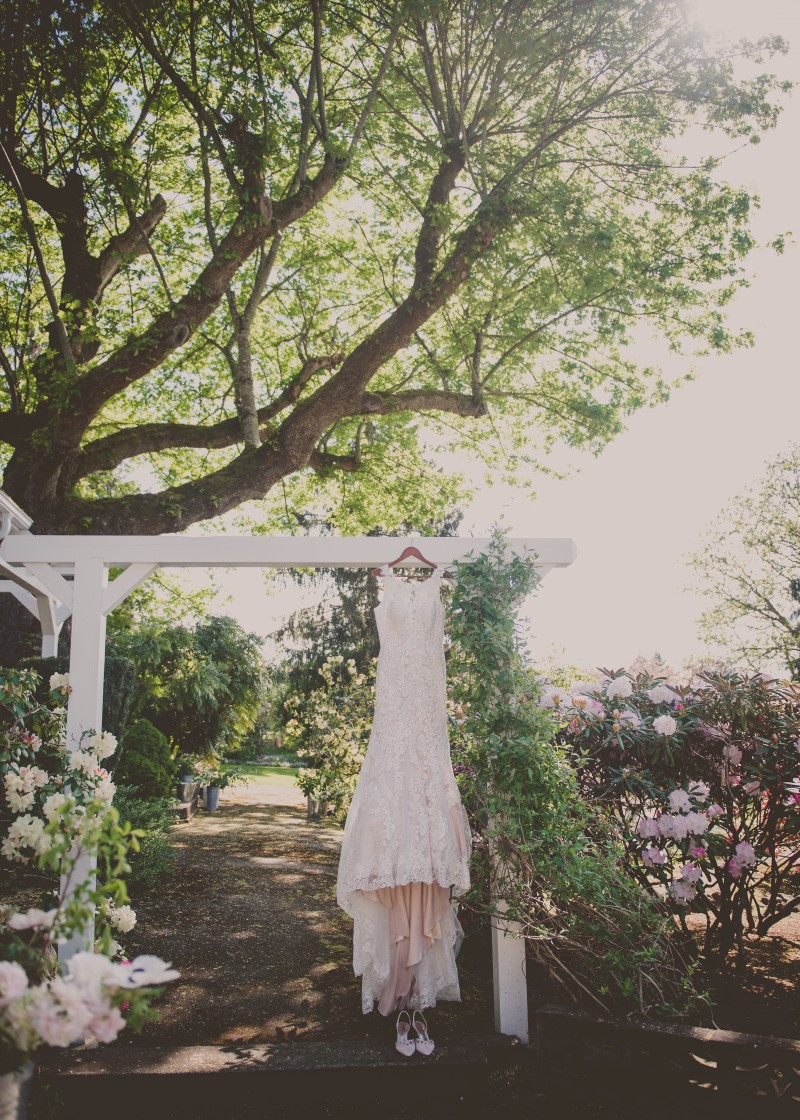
447, 530, 704, 1018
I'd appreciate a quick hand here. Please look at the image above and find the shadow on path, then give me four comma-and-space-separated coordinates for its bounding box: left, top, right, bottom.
124, 781, 492, 1047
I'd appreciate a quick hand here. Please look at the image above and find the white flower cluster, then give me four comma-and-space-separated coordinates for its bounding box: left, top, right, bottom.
107, 902, 137, 934
1, 814, 52, 863
0, 950, 179, 1050
3, 766, 49, 813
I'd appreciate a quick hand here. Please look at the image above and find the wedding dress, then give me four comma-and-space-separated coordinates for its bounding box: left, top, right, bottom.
336, 565, 471, 1014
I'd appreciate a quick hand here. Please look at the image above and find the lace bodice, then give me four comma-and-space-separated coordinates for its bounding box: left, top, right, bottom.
337, 565, 470, 897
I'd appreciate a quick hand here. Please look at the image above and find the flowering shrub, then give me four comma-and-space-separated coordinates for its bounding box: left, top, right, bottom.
283, 655, 376, 822
548, 670, 800, 962
0, 668, 179, 1071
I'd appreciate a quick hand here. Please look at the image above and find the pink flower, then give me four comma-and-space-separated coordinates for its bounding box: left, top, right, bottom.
706, 803, 724, 818
637, 817, 660, 838
0, 961, 28, 1007
734, 841, 757, 867
691, 846, 707, 859
671, 880, 697, 905
727, 856, 743, 879
728, 774, 741, 787
679, 862, 702, 884
88, 1006, 126, 1043
642, 846, 667, 867
743, 780, 761, 795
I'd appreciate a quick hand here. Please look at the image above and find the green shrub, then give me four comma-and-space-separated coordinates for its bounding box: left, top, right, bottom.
113, 785, 176, 894
20, 655, 136, 742
115, 719, 177, 798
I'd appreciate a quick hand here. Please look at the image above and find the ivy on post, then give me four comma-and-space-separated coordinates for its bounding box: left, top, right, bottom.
447, 530, 703, 1024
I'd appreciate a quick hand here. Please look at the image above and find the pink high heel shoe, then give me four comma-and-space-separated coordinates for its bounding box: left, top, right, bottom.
412, 1011, 434, 1056
395, 1011, 415, 1057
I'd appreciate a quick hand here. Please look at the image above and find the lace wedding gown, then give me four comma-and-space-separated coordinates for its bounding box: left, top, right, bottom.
336, 566, 471, 1014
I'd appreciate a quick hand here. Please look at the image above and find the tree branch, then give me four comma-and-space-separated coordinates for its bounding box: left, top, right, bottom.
73, 352, 344, 478
70, 154, 342, 429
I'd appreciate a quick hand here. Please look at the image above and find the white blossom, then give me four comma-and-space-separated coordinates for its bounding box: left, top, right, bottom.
113, 955, 180, 989
646, 684, 677, 704
619, 709, 642, 729
108, 904, 136, 934
688, 780, 710, 803
7, 908, 57, 932
0, 961, 28, 1007
49, 673, 70, 691
667, 789, 692, 814
85, 731, 117, 760
653, 714, 677, 737
605, 676, 633, 700
684, 811, 710, 836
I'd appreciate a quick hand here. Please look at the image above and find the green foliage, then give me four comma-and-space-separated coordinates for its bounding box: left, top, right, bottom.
284, 656, 377, 822
690, 443, 800, 677
18, 656, 136, 742
554, 669, 800, 964
0, 1, 790, 536
447, 530, 703, 1018
112, 785, 176, 895
114, 720, 176, 799
109, 616, 265, 755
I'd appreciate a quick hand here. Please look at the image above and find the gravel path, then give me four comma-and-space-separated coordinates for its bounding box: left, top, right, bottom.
123, 776, 493, 1047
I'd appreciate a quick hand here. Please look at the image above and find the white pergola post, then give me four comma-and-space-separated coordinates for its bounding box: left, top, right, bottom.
492, 902, 529, 1041
0, 525, 577, 1040
58, 556, 108, 959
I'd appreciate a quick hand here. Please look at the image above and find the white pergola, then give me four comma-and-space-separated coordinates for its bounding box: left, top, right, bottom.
0, 491, 576, 1043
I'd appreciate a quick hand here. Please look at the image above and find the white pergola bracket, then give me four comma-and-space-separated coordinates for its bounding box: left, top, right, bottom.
103, 563, 160, 615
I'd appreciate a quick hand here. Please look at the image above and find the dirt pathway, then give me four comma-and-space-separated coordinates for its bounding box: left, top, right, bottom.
123, 776, 493, 1047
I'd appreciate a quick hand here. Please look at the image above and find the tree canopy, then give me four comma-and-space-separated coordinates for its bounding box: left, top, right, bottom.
690, 443, 800, 678
0, 0, 788, 535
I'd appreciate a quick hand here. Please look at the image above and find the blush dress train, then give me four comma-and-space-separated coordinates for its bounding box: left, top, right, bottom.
336, 566, 471, 1015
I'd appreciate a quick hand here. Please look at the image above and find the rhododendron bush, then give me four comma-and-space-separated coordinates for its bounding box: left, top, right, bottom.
0, 668, 178, 1072
544, 671, 800, 962
284, 655, 377, 822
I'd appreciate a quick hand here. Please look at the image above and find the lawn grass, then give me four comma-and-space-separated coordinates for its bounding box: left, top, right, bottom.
222, 762, 299, 782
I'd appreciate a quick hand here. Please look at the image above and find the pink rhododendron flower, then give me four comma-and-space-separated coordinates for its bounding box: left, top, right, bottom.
743, 780, 761, 795
734, 841, 757, 867
706, 803, 724, 818
637, 817, 660, 839
691, 846, 707, 859
0, 961, 28, 1007
642, 846, 667, 867
679, 862, 702, 884
688, 780, 710, 803
671, 880, 697, 905
723, 744, 742, 766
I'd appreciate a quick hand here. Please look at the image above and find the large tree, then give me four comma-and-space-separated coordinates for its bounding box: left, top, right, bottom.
690, 444, 800, 677
0, 0, 787, 536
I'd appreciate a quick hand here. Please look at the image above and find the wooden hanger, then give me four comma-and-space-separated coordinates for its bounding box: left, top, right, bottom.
371, 545, 452, 580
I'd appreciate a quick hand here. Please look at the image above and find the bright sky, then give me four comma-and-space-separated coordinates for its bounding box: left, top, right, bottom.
204, 0, 800, 676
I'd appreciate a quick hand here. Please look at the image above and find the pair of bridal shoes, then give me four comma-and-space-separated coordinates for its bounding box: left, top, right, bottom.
395, 1011, 435, 1057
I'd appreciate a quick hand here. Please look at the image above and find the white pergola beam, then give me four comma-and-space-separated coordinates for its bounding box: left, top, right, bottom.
0, 534, 576, 570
